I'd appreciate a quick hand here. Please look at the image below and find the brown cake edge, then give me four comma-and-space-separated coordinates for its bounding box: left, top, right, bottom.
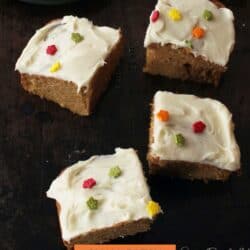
55, 202, 152, 250
147, 103, 239, 182
19, 30, 124, 116
143, 44, 226, 86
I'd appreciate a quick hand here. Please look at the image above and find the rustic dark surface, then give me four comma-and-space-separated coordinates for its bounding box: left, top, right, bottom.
0, 0, 250, 249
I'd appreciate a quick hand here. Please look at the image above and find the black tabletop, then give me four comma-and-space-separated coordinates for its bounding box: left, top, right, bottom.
1, 0, 250, 250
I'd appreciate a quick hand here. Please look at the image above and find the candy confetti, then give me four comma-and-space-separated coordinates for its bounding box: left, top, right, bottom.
185, 40, 193, 49
46, 45, 57, 55
146, 201, 161, 218
71, 32, 84, 43
109, 166, 122, 178
151, 10, 160, 22
49, 61, 61, 73
82, 178, 96, 189
192, 26, 205, 39
174, 133, 185, 146
168, 8, 182, 21
157, 110, 170, 122
203, 9, 214, 21
86, 197, 98, 210
193, 121, 206, 133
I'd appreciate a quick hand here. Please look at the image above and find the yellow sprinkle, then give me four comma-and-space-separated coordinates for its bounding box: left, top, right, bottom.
168, 8, 182, 21
50, 61, 61, 73
146, 201, 161, 218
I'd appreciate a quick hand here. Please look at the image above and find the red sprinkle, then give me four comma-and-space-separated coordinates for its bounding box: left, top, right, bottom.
82, 178, 96, 189
46, 45, 57, 55
193, 121, 206, 133
151, 10, 160, 22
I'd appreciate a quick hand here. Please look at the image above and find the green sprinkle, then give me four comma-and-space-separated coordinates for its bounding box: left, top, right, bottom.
185, 40, 193, 49
71, 32, 84, 43
86, 197, 98, 210
109, 166, 122, 178
203, 10, 214, 21
174, 133, 185, 146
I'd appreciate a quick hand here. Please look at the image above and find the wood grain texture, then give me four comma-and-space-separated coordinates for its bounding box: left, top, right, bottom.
0, 0, 250, 249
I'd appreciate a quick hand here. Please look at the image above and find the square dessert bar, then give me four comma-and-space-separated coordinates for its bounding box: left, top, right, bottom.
148, 91, 241, 181
15, 16, 124, 116
47, 148, 161, 249
144, 0, 235, 85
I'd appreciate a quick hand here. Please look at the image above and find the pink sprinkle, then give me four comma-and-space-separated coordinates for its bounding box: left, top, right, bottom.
46, 45, 57, 55
193, 121, 206, 133
151, 10, 160, 22
82, 178, 96, 189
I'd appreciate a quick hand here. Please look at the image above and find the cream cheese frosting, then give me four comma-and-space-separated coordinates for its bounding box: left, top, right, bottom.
151, 91, 240, 171
144, 0, 235, 66
47, 148, 160, 242
15, 16, 120, 91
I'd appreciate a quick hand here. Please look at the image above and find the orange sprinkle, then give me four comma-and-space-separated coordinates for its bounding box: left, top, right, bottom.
157, 110, 169, 122
192, 26, 205, 39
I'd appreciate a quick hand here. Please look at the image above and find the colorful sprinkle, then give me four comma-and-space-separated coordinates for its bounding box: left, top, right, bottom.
157, 110, 170, 122
192, 26, 205, 39
151, 10, 160, 22
193, 121, 206, 133
174, 133, 185, 146
203, 9, 214, 21
109, 166, 122, 178
71, 32, 84, 43
185, 40, 193, 49
168, 8, 182, 21
82, 178, 96, 189
146, 201, 161, 218
46, 45, 57, 55
49, 61, 61, 73
86, 197, 98, 210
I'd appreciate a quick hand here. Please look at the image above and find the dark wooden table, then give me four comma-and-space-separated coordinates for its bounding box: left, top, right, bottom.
1, 0, 250, 249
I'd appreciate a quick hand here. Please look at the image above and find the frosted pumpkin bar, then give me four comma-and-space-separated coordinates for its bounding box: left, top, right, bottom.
47, 148, 162, 249
15, 16, 124, 115
148, 91, 241, 181
144, 0, 235, 85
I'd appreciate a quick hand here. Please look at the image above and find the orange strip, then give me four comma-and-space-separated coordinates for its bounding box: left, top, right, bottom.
75, 244, 176, 250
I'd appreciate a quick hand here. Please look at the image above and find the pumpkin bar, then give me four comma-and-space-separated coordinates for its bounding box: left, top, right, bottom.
15, 16, 124, 116
148, 91, 241, 181
47, 148, 162, 249
143, 0, 235, 85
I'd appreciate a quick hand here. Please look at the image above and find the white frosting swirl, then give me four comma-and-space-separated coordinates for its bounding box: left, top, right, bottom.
144, 0, 235, 66
15, 16, 120, 91
151, 91, 240, 171
47, 148, 154, 242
